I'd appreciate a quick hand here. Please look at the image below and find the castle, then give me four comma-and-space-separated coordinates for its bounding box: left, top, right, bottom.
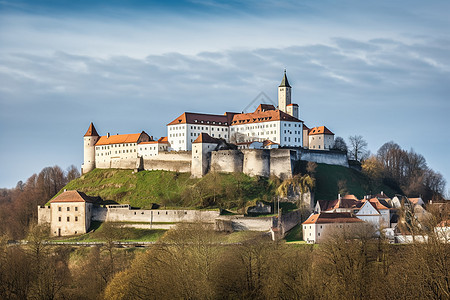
81, 71, 345, 178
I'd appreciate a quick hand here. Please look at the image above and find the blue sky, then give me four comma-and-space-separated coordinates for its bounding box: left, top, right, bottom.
0, 0, 449, 193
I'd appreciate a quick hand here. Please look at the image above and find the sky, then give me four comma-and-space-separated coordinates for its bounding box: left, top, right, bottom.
0, 0, 449, 192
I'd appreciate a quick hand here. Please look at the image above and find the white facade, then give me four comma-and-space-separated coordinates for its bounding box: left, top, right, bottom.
303, 220, 365, 243
230, 120, 302, 148
356, 201, 390, 228
138, 141, 169, 158
168, 122, 229, 151
95, 142, 139, 167
308, 134, 334, 150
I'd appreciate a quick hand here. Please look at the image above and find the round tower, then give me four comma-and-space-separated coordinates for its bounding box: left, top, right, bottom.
82, 122, 100, 174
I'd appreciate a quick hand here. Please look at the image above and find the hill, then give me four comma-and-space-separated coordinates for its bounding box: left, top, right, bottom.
51, 169, 277, 209
313, 163, 400, 200
52, 164, 401, 209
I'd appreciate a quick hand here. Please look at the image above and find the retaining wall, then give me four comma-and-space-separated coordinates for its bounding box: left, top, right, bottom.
92, 205, 220, 223
299, 149, 348, 167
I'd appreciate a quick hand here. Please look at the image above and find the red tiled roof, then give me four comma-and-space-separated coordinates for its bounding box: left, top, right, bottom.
318, 195, 362, 211
167, 112, 236, 126
263, 140, 278, 147
231, 109, 302, 125
84, 122, 99, 137
95, 131, 150, 146
255, 104, 276, 112
367, 197, 389, 210
309, 126, 334, 136
49, 190, 102, 204
139, 136, 169, 145
193, 133, 220, 144
303, 212, 363, 224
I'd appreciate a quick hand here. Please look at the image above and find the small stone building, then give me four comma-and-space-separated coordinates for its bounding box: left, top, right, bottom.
39, 190, 102, 236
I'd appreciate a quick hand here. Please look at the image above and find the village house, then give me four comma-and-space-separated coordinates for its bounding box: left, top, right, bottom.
38, 190, 102, 236
302, 212, 364, 243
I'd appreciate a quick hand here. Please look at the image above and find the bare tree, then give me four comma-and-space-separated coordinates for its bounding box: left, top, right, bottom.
348, 135, 368, 162
332, 136, 348, 153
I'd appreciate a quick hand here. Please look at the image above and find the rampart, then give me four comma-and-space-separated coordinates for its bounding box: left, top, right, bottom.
143, 151, 191, 173
299, 149, 348, 167
211, 150, 243, 173
92, 205, 220, 223
243, 149, 271, 177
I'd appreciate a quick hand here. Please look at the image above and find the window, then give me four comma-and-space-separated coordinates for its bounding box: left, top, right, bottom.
58, 217, 61, 222
75, 216, 78, 222
67, 216, 70, 222
75, 207, 78, 211
67, 207, 70, 211
58, 207, 61, 211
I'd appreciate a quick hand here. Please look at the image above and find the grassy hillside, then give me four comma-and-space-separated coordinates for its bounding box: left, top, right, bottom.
314, 163, 400, 200
53, 169, 277, 209
53, 164, 401, 209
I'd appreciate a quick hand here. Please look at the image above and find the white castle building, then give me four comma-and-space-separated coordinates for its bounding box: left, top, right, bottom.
81, 71, 339, 176
167, 71, 305, 151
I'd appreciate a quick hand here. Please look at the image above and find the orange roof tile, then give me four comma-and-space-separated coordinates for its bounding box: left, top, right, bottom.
309, 126, 334, 136
95, 131, 149, 146
367, 197, 389, 210
303, 212, 363, 224
139, 136, 169, 145
193, 133, 220, 144
84, 122, 99, 137
49, 190, 102, 204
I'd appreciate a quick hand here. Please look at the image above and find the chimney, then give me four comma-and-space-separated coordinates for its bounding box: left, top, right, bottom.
381, 191, 384, 196
338, 194, 341, 200
107, 132, 110, 138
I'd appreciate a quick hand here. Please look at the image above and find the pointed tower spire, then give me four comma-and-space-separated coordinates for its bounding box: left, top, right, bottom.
84, 122, 99, 137
279, 69, 291, 88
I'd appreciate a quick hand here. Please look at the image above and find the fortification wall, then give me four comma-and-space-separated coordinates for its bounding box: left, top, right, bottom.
38, 206, 51, 224
270, 149, 294, 179
143, 151, 191, 173
92, 205, 220, 223
96, 159, 138, 170
299, 149, 348, 167
216, 216, 275, 231
211, 150, 244, 173
243, 149, 270, 177
279, 210, 303, 235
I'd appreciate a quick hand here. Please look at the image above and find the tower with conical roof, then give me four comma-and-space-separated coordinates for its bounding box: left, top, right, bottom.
278, 70, 292, 114
82, 122, 100, 174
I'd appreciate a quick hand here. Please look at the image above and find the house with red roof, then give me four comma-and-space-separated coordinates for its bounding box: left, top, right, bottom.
302, 212, 364, 243
38, 190, 103, 236
356, 197, 391, 228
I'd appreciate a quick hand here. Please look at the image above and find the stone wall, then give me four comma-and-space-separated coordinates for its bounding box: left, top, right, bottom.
215, 215, 275, 231
143, 151, 191, 173
92, 205, 220, 223
269, 149, 294, 179
299, 149, 348, 167
279, 210, 304, 235
96, 158, 138, 170
38, 206, 51, 224
243, 149, 270, 177
211, 150, 244, 173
